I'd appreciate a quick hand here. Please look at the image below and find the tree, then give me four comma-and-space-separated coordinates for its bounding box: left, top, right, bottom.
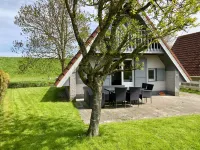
13, 0, 89, 72
64, 0, 199, 137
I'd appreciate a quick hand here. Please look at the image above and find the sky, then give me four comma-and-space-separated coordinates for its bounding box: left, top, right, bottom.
0, 1, 200, 57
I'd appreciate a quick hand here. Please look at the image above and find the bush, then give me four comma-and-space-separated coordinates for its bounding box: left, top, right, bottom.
0, 70, 10, 100
8, 81, 53, 88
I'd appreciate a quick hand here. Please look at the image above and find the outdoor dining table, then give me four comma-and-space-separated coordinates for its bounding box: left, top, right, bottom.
104, 87, 151, 99
104, 87, 145, 93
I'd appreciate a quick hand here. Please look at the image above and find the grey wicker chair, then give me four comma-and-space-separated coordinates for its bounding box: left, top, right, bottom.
142, 83, 148, 89
142, 84, 154, 103
129, 87, 141, 107
114, 87, 127, 108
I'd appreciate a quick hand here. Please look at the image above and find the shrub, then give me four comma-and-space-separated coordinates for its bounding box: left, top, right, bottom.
8, 81, 53, 88
0, 70, 10, 100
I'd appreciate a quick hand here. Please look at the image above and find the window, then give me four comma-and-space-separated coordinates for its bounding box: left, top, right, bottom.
148, 69, 156, 81
124, 60, 132, 82
148, 68, 165, 82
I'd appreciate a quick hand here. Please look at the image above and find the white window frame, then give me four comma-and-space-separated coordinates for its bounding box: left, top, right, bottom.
123, 60, 133, 82
148, 68, 156, 82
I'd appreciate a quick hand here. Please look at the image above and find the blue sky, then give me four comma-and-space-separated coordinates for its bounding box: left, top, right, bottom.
0, 1, 200, 57
0, 0, 34, 57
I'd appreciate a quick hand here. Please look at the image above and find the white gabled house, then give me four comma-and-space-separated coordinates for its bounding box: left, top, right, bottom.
55, 28, 191, 99
55, 16, 191, 99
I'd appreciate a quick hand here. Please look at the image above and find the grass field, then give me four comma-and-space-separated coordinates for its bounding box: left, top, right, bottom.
1, 87, 200, 150
0, 57, 69, 82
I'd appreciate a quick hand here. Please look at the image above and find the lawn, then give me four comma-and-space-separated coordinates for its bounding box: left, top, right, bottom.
180, 88, 200, 95
0, 57, 69, 82
1, 87, 200, 150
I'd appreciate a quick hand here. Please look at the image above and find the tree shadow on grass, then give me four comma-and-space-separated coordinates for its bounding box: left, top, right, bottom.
41, 87, 69, 102
0, 114, 86, 150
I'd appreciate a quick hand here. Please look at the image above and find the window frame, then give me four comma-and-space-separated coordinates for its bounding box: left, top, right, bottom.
123, 60, 133, 82
148, 68, 156, 82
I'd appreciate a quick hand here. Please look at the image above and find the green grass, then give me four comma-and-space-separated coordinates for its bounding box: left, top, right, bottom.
180, 88, 200, 95
0, 57, 69, 82
1, 87, 200, 150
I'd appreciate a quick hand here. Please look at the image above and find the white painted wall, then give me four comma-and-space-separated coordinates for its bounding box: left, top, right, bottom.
166, 71, 175, 92
76, 84, 85, 96
63, 79, 69, 86
73, 55, 167, 97
145, 55, 166, 91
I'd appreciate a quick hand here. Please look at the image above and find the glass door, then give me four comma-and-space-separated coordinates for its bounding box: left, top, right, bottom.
111, 60, 122, 85
122, 60, 133, 88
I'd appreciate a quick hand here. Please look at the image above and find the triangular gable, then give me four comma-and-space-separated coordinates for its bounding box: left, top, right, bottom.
55, 27, 99, 87
143, 15, 191, 82
55, 15, 191, 87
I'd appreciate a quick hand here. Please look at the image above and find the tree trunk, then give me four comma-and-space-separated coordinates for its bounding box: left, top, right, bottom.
60, 59, 65, 72
87, 82, 103, 137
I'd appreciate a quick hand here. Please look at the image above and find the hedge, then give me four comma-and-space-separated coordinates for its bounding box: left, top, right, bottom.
8, 81, 54, 88
0, 70, 10, 100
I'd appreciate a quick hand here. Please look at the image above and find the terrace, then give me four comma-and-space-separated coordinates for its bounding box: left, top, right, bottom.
75, 92, 200, 124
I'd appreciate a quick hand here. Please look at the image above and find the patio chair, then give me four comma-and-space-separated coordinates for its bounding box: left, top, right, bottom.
147, 84, 154, 90
142, 83, 148, 89
142, 84, 154, 103
102, 88, 110, 107
128, 87, 141, 107
114, 87, 127, 108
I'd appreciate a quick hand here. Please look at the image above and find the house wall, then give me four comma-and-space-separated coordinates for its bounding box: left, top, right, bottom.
72, 55, 180, 98
103, 75, 111, 86
69, 71, 77, 99
159, 53, 181, 96
76, 72, 86, 98
145, 55, 166, 92
63, 79, 69, 86
134, 58, 147, 87
166, 66, 179, 96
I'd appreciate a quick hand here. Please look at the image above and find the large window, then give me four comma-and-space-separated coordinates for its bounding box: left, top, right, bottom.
148, 69, 156, 81
124, 60, 132, 82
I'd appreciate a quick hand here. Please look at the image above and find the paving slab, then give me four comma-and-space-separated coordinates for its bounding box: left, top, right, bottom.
75, 92, 200, 124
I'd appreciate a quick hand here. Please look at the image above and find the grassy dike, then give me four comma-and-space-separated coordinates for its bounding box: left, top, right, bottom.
0, 57, 68, 83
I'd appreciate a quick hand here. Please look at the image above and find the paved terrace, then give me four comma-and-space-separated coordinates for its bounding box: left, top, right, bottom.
75, 92, 200, 124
